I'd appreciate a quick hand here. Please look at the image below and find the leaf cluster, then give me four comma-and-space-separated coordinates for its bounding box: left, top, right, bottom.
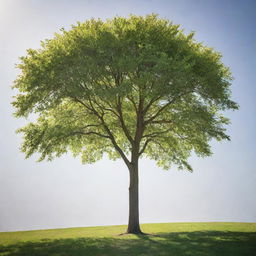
13, 14, 238, 171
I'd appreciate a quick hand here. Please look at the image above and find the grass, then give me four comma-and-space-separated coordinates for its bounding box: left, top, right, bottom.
0, 222, 256, 255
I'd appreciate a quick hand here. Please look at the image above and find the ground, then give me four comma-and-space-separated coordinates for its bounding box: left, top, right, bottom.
0, 222, 256, 256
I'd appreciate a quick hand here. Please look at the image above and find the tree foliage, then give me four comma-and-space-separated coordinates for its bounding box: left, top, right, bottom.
13, 14, 238, 171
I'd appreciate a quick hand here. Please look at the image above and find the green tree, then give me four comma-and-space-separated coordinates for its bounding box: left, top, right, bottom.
13, 14, 238, 234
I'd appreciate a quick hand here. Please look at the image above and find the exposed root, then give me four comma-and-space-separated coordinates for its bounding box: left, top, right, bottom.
118, 231, 156, 236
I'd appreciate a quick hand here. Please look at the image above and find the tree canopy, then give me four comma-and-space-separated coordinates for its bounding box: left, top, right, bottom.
13, 14, 238, 171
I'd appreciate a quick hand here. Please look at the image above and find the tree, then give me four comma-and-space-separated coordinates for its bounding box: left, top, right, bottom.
12, 14, 238, 234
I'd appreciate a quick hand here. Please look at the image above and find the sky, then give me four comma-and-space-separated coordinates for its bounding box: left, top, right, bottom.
0, 0, 255, 232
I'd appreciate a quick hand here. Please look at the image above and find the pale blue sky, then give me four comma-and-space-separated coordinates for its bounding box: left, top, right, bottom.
0, 0, 255, 231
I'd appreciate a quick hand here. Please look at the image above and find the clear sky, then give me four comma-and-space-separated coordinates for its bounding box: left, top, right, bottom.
0, 0, 255, 232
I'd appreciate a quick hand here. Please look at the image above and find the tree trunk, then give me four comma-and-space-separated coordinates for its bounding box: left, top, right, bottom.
127, 158, 142, 234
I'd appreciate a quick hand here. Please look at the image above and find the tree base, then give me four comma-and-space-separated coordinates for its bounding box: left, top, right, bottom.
126, 231, 144, 235
119, 231, 153, 236
119, 231, 145, 236
127, 226, 143, 234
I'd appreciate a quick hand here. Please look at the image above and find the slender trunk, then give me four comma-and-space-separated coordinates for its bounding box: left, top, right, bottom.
127, 157, 142, 234
127, 97, 144, 234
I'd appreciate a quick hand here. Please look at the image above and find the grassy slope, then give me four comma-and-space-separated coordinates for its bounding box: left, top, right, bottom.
0, 222, 256, 256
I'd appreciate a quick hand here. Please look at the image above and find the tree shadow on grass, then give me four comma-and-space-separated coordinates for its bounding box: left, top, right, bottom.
1, 231, 256, 256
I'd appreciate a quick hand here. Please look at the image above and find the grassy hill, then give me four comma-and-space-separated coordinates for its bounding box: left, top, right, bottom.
0, 222, 256, 255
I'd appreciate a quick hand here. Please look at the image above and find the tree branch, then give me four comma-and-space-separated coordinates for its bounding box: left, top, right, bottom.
116, 96, 134, 145
70, 95, 131, 166
127, 95, 138, 114
149, 119, 173, 124
139, 138, 152, 155
142, 96, 161, 115
144, 90, 194, 125
92, 98, 119, 118
72, 96, 93, 112
143, 128, 173, 138
88, 98, 131, 167
70, 131, 110, 139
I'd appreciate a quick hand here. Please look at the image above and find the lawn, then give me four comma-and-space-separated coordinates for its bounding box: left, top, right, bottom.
0, 222, 256, 255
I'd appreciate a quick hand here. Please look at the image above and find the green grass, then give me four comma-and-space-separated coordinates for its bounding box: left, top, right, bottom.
0, 222, 256, 255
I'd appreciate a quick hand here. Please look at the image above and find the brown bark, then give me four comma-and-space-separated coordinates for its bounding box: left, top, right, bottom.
127, 157, 143, 234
